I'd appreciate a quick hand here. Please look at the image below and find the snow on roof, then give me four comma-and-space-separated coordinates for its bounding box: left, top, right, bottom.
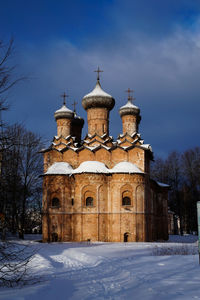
111, 162, 143, 174
69, 147, 79, 151
120, 101, 139, 110
55, 105, 73, 114
44, 161, 144, 175
83, 81, 112, 99
131, 132, 137, 137
102, 145, 111, 151
140, 144, 152, 152
84, 145, 99, 151
45, 162, 73, 175
74, 161, 110, 174
156, 181, 170, 188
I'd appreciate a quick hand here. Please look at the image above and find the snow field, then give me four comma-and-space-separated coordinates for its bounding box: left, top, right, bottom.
0, 235, 200, 300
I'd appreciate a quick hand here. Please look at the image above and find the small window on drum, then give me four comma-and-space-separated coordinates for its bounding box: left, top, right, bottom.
122, 196, 131, 206
86, 197, 93, 207
52, 197, 60, 207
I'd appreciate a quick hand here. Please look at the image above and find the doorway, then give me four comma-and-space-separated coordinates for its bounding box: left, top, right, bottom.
124, 232, 129, 242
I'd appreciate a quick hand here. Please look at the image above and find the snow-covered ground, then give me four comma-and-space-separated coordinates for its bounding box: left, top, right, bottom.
0, 235, 200, 300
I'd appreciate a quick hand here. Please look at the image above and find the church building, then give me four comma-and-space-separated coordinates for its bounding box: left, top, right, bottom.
41, 69, 169, 242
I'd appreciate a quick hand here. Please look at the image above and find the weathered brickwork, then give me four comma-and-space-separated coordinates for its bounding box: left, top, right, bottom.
42, 78, 169, 242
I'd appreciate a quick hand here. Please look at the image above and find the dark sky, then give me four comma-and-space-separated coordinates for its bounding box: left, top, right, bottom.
1, 0, 200, 157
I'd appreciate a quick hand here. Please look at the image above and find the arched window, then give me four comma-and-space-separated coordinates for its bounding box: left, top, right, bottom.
52, 197, 60, 207
122, 196, 131, 206
86, 197, 93, 207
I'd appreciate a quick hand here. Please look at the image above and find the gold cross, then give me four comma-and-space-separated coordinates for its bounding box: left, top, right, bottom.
94, 67, 103, 81
61, 92, 68, 105
72, 100, 78, 112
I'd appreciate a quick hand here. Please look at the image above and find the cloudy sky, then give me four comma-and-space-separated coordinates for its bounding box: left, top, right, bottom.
1, 0, 200, 157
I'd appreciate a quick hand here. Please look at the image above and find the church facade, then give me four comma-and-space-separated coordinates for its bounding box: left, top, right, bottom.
41, 71, 169, 242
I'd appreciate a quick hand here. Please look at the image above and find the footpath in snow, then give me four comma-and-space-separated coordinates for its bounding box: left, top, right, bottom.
0, 235, 199, 300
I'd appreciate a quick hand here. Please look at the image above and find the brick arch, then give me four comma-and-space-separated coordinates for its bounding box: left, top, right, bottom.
120, 184, 133, 206
81, 185, 96, 207
49, 187, 61, 207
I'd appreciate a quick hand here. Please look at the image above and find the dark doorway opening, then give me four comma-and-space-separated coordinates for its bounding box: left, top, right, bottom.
124, 232, 129, 242
52, 232, 58, 242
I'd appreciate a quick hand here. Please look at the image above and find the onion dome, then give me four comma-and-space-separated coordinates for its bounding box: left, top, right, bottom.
54, 104, 74, 120
82, 80, 115, 111
119, 100, 140, 117
119, 88, 140, 118
54, 92, 74, 120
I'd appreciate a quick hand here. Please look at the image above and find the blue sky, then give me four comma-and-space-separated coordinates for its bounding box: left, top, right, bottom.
1, 0, 200, 157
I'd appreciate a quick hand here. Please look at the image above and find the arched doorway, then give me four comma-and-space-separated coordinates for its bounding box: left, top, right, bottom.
124, 232, 129, 242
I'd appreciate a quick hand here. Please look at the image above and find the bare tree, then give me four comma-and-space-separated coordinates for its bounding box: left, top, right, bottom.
0, 38, 40, 286
181, 147, 200, 232
151, 148, 200, 234
18, 128, 43, 239
0, 38, 24, 114
0, 241, 34, 287
0, 124, 43, 239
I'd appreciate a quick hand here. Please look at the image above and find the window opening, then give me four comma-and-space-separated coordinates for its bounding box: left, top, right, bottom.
86, 197, 93, 207
122, 196, 131, 206
52, 197, 60, 207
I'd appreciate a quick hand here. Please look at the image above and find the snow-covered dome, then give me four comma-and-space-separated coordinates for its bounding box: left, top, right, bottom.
82, 81, 115, 111
119, 100, 140, 117
54, 104, 74, 120
111, 162, 143, 174
45, 162, 73, 175
73, 161, 110, 174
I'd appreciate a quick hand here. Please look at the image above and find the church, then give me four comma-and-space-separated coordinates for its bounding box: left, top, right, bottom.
41, 69, 169, 242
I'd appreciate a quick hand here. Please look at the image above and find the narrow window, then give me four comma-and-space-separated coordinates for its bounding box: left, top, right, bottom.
71, 198, 74, 206
52, 197, 60, 207
122, 196, 131, 206
86, 197, 93, 207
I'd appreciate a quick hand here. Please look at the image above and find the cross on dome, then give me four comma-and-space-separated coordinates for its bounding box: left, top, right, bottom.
94, 67, 103, 81
125, 88, 136, 103
72, 100, 78, 112
61, 92, 68, 106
